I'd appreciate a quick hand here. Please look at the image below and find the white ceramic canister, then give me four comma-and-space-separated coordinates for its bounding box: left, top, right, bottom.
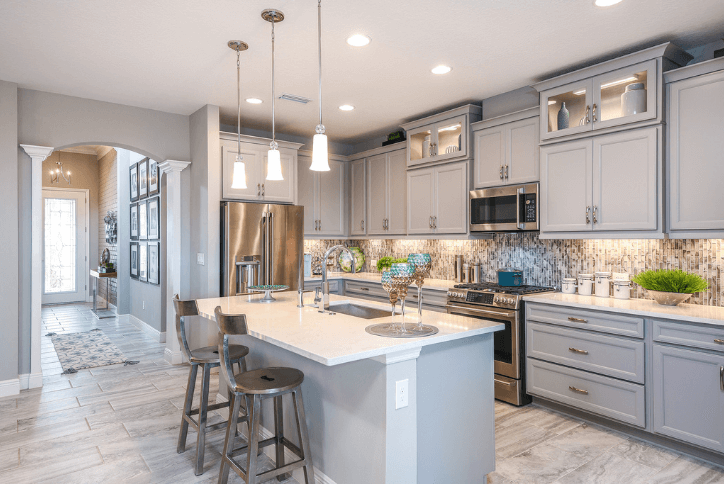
561, 277, 577, 294
578, 274, 594, 296
621, 83, 646, 116
612, 272, 629, 281
595, 271, 612, 298
613, 279, 632, 300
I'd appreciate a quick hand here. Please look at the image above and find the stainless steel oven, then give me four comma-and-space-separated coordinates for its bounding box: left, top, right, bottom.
469, 183, 539, 232
446, 282, 555, 406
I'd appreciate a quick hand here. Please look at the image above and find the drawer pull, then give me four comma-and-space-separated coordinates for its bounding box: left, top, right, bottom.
568, 317, 588, 323
569, 347, 589, 355
569, 385, 589, 395
715, 339, 724, 345
721, 366, 724, 392
359, 287, 370, 291
495, 378, 516, 387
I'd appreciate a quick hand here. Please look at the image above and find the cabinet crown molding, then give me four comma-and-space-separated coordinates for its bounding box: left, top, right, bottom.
664, 56, 724, 84
533, 42, 691, 93
400, 104, 482, 132
219, 131, 304, 151
472, 107, 539, 131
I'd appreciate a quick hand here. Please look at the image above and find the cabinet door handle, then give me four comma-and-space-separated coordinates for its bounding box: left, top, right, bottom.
361, 220, 365, 230
569, 347, 589, 355
720, 366, 724, 392
592, 103, 598, 123
429, 216, 433, 229
505, 164, 509, 180
257, 183, 261, 196
318, 220, 321, 231
433, 216, 437, 229
261, 183, 265, 196
593, 206, 598, 224
569, 385, 589, 395
715, 339, 724, 345
585, 105, 591, 124
585, 206, 591, 224
499, 166, 504, 180
568, 317, 588, 323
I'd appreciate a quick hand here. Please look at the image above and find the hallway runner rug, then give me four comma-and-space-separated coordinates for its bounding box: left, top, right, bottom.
48, 329, 135, 374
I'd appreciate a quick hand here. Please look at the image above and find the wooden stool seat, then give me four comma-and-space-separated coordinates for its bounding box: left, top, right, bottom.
191, 344, 249, 364
232, 367, 304, 395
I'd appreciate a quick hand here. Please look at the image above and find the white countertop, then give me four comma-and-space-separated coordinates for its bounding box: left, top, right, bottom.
524, 293, 724, 325
304, 271, 454, 292
195, 292, 503, 366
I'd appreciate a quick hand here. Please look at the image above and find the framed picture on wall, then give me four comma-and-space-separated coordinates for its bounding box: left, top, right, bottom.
148, 242, 160, 285
139, 200, 148, 240
139, 158, 148, 199
148, 159, 159, 195
139, 242, 148, 282
130, 163, 139, 201
130, 242, 139, 279
130, 203, 139, 240
147, 196, 159, 240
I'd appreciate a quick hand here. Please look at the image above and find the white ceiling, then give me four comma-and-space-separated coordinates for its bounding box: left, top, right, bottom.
1, 0, 722, 144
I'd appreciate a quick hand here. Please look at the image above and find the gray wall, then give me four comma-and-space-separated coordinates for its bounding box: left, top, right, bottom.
0, 81, 19, 382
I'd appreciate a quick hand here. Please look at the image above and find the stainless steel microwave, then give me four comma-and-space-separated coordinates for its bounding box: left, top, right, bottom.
469, 183, 539, 232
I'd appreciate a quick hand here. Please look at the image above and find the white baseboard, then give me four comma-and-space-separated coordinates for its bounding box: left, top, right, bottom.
0, 378, 20, 398
123, 314, 166, 343
164, 348, 185, 365
19, 372, 43, 390
215, 394, 336, 484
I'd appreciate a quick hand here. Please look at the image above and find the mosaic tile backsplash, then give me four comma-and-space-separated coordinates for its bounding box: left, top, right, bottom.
304, 236, 724, 307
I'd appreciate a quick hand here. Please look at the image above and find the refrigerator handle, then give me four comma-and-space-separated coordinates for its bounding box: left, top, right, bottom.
223, 204, 229, 297
267, 211, 274, 285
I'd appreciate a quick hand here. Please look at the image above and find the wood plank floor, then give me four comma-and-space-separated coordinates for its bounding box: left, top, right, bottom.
0, 303, 298, 483
3, 303, 724, 483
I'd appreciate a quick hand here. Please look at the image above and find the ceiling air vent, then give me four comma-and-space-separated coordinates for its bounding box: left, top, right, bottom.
279, 93, 312, 104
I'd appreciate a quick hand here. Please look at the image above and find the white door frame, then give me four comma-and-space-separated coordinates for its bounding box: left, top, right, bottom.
41, 187, 91, 304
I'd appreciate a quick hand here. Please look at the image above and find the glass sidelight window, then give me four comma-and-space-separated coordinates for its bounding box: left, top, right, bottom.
44, 198, 77, 294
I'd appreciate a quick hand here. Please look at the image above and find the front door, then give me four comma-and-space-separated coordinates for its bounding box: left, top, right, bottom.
42, 189, 88, 304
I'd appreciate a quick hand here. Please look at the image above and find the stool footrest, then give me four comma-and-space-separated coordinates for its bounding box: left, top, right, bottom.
281, 436, 304, 460
229, 435, 276, 458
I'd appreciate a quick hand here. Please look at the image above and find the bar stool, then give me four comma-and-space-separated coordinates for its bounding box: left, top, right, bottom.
214, 306, 315, 484
173, 295, 250, 476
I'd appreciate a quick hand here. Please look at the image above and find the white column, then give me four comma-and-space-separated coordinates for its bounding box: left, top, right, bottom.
20, 144, 54, 389
159, 160, 190, 365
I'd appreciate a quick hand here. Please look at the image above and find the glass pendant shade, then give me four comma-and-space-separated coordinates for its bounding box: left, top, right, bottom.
311, 133, 330, 171
266, 148, 283, 180
231, 157, 247, 189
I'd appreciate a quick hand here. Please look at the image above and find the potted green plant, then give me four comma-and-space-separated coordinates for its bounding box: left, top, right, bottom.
376, 256, 408, 272
632, 269, 708, 306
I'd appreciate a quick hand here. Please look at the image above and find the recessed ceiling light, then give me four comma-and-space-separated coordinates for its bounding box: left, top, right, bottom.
347, 34, 370, 47
595, 0, 623, 6
339, 105, 355, 111
431, 65, 452, 75
246, 98, 263, 104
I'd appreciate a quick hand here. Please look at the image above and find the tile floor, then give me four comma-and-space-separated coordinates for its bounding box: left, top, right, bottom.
0, 303, 297, 483
488, 400, 724, 484
2, 303, 723, 483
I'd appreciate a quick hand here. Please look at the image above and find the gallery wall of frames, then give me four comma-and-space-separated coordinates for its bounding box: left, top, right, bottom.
129, 158, 161, 285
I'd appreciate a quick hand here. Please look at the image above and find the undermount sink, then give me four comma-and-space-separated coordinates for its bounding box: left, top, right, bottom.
327, 303, 390, 320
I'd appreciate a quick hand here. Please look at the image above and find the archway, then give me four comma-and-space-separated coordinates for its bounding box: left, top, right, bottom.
20, 142, 189, 389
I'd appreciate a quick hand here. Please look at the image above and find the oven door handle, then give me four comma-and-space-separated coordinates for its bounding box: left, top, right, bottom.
494, 378, 517, 387
446, 304, 517, 320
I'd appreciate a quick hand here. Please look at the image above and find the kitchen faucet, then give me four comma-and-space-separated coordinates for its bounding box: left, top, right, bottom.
321, 245, 356, 311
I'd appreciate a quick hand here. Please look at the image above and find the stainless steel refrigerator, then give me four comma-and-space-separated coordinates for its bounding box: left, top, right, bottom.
220, 202, 304, 297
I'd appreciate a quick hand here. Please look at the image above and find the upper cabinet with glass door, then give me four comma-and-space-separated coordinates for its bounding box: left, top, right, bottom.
402, 105, 482, 168
535, 43, 692, 142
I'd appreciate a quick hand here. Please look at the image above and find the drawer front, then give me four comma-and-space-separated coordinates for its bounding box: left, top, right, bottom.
527, 322, 645, 383
653, 320, 724, 353
527, 358, 646, 428
409, 289, 448, 308
344, 281, 388, 300
526, 303, 644, 338
304, 280, 341, 294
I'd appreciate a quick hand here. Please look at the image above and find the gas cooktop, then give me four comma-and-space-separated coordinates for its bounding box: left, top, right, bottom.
447, 282, 556, 310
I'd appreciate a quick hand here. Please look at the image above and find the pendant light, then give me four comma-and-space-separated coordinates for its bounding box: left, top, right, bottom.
228, 40, 249, 189
263, 9, 284, 181
310, 0, 330, 172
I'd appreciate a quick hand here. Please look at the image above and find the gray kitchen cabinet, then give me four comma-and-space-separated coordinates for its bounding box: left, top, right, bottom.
540, 126, 660, 237
402, 105, 482, 168
472, 109, 539, 188
297, 153, 347, 237
666, 61, 724, 238
220, 133, 302, 203
407, 161, 468, 235
653, 344, 724, 453
349, 158, 366, 236
540, 139, 592, 232
366, 148, 407, 236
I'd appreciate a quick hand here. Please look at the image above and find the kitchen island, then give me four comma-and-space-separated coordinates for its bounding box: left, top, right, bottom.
195, 291, 503, 484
